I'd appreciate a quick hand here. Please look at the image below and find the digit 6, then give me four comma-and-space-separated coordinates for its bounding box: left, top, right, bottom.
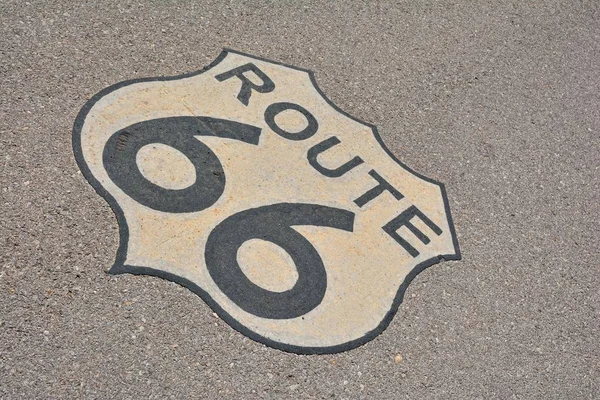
103, 116, 261, 213
205, 203, 355, 319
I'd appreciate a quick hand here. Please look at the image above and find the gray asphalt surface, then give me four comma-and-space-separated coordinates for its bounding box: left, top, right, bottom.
1, 1, 599, 399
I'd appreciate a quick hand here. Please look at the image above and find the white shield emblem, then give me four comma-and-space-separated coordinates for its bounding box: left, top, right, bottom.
73, 49, 460, 354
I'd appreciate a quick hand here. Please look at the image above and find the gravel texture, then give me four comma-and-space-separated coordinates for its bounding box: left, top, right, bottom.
1, 1, 599, 399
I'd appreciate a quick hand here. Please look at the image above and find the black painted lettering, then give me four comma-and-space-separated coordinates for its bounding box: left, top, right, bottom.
264, 102, 319, 141
307, 136, 364, 178
353, 170, 403, 207
205, 203, 355, 319
382, 205, 443, 257
103, 117, 261, 213
215, 63, 275, 106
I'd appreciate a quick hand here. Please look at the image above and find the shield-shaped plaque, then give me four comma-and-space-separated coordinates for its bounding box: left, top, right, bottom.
73, 49, 460, 354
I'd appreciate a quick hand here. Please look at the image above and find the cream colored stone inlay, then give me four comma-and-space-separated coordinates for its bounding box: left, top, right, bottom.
74, 50, 460, 353
136, 143, 196, 190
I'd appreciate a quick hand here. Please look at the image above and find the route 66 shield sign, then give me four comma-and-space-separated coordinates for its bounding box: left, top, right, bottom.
73, 49, 460, 354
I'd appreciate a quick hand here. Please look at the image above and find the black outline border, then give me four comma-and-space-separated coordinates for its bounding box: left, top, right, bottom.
72, 49, 461, 355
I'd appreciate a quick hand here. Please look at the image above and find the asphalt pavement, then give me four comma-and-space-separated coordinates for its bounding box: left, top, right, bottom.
1, 1, 599, 399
